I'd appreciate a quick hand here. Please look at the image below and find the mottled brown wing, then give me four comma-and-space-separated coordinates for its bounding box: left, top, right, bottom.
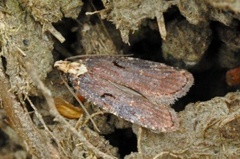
68, 72, 179, 132
55, 56, 194, 132
82, 56, 194, 105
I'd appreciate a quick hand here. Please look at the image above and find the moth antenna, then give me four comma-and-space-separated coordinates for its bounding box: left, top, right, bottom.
65, 54, 133, 61
60, 73, 101, 132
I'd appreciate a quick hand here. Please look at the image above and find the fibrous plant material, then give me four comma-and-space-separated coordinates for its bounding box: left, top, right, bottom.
100, 0, 240, 45
217, 23, 240, 69
18, 0, 83, 42
0, 0, 52, 95
2, 0, 240, 158
0, 0, 83, 96
101, 0, 177, 43
79, 23, 118, 56
206, 0, 240, 13
127, 92, 240, 159
0, 62, 59, 159
162, 19, 212, 67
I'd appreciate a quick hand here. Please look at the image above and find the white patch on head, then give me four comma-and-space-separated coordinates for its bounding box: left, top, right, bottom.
68, 63, 88, 76
54, 60, 88, 76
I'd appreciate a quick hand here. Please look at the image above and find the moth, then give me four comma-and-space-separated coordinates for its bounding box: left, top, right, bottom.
54, 56, 194, 133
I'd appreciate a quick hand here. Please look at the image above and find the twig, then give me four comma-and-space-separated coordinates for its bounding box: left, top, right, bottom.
156, 12, 167, 40
46, 24, 65, 43
137, 126, 143, 157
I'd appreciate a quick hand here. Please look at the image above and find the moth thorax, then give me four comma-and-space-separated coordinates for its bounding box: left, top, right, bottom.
54, 60, 88, 76
68, 62, 88, 76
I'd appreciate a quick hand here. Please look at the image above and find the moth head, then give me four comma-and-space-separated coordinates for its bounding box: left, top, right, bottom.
54, 60, 88, 76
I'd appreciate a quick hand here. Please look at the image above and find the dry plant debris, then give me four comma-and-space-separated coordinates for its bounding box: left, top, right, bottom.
127, 92, 240, 159
1, 0, 240, 158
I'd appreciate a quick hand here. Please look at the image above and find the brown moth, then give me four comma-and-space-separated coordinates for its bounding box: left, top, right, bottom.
54, 56, 194, 133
